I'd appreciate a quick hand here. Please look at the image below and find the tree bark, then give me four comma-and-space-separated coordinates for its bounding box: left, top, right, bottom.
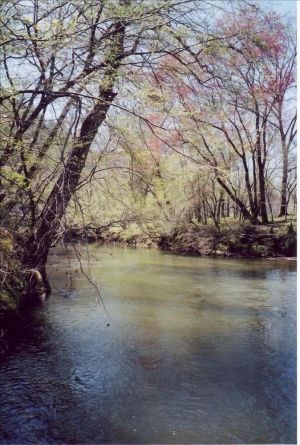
278, 142, 288, 217
257, 154, 268, 224
278, 111, 289, 217
255, 106, 268, 224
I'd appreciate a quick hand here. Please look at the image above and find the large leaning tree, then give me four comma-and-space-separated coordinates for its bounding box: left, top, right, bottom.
0, 0, 215, 297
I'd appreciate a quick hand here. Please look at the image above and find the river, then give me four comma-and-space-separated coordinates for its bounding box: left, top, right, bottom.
0, 246, 296, 444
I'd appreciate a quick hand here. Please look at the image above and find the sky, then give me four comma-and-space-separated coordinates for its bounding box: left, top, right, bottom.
257, 0, 296, 19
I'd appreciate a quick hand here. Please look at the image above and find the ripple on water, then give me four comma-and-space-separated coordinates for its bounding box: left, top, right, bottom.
0, 247, 296, 444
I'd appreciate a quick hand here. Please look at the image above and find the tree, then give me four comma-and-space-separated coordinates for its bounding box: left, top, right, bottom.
150, 4, 296, 224
0, 0, 207, 296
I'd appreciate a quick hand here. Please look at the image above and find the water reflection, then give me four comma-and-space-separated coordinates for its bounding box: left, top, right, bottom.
131, 311, 164, 372
0, 247, 296, 444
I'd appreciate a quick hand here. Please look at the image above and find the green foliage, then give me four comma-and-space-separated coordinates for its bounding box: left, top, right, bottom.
0, 228, 24, 318
0, 291, 18, 314
1, 167, 27, 189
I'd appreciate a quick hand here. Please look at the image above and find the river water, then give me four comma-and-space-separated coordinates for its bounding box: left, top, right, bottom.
0, 246, 296, 444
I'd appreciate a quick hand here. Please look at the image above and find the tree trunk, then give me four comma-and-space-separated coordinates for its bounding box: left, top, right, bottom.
216, 177, 258, 224
255, 105, 268, 224
278, 130, 289, 217
257, 155, 268, 224
252, 152, 258, 216
241, 154, 256, 217
226, 198, 230, 218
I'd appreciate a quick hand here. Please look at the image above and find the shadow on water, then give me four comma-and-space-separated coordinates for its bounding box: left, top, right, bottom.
0, 246, 296, 444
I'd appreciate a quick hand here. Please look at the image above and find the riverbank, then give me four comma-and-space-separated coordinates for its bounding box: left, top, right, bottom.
0, 227, 45, 330
0, 228, 24, 326
0, 219, 296, 328
158, 221, 297, 258
64, 219, 297, 259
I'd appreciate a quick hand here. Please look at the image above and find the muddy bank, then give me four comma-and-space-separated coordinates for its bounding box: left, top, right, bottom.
158, 222, 297, 258
63, 225, 156, 247
62, 221, 296, 259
